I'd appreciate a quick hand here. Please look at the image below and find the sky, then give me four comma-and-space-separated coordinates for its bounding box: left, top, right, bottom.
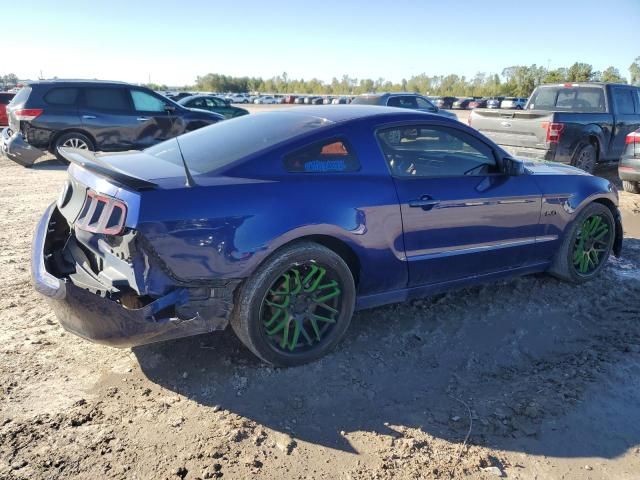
3, 0, 639, 86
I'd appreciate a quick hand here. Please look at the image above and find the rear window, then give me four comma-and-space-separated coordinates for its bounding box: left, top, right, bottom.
351, 96, 381, 105
9, 87, 31, 105
284, 138, 359, 172
0, 93, 14, 105
44, 88, 78, 106
145, 112, 333, 174
528, 87, 606, 112
84, 87, 130, 111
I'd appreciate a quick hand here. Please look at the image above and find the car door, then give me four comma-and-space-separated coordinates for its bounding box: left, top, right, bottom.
610, 86, 640, 160
80, 86, 138, 151
128, 88, 180, 149
377, 123, 543, 286
415, 96, 438, 113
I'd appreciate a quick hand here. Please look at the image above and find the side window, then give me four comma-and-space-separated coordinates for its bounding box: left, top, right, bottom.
44, 88, 78, 106
377, 125, 498, 178
84, 88, 130, 111
190, 98, 205, 108
130, 90, 167, 112
284, 138, 360, 173
388, 96, 418, 109
416, 97, 436, 111
613, 88, 635, 114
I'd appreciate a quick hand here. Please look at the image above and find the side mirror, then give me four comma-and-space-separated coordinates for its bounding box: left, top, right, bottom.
164, 104, 176, 113
503, 157, 525, 176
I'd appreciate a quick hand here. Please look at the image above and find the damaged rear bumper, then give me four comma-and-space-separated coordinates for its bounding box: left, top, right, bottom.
32, 203, 238, 348
2, 127, 45, 167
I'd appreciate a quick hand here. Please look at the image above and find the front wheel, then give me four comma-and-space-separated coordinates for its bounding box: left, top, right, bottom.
231, 242, 356, 367
549, 202, 615, 283
622, 180, 640, 194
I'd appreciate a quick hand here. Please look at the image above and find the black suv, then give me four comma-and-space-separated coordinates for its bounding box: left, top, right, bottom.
350, 93, 458, 120
1, 80, 224, 167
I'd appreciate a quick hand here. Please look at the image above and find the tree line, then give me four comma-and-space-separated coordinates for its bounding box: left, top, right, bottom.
176, 58, 640, 97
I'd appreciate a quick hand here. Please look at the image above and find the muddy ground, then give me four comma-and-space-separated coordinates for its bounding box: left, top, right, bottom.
0, 143, 639, 479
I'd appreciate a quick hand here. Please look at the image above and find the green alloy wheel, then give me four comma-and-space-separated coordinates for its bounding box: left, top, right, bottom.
572, 214, 612, 275
231, 242, 355, 366
261, 263, 342, 352
549, 202, 615, 284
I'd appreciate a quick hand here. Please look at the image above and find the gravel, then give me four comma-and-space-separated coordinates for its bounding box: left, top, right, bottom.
0, 153, 639, 479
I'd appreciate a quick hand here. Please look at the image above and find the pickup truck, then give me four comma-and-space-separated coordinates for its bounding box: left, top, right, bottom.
469, 82, 640, 173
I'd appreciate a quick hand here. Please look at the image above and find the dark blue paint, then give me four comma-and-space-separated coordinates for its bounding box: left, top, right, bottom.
33, 106, 623, 347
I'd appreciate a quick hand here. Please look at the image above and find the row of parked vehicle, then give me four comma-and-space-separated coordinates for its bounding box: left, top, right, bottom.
431, 96, 528, 110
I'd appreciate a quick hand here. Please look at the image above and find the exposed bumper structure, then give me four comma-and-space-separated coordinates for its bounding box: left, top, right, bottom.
32, 203, 238, 348
1, 127, 46, 167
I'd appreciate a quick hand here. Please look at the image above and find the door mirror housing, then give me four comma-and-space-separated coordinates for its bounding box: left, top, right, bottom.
502, 156, 525, 176
164, 104, 176, 113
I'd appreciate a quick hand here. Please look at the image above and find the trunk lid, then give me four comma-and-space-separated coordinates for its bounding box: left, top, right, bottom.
470, 109, 555, 149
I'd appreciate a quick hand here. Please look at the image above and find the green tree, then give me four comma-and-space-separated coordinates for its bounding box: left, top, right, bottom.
630, 57, 640, 85
566, 62, 594, 82
600, 66, 626, 83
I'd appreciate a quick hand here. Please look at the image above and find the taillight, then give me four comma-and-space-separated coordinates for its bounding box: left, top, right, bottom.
625, 130, 640, 145
542, 122, 564, 143
14, 108, 43, 121
75, 190, 127, 235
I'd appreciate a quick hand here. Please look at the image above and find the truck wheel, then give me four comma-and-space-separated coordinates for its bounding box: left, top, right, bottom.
571, 143, 596, 174
548, 202, 615, 284
54, 132, 94, 165
622, 180, 640, 194
231, 242, 356, 367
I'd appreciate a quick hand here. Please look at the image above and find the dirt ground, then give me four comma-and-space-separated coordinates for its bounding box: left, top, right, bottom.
1, 124, 640, 479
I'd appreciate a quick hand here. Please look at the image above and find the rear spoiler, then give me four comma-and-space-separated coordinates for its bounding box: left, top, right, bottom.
58, 147, 158, 191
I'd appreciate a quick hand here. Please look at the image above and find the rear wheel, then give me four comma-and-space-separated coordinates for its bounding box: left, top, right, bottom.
549, 202, 615, 283
571, 143, 597, 174
231, 242, 355, 367
622, 180, 640, 194
53, 132, 94, 164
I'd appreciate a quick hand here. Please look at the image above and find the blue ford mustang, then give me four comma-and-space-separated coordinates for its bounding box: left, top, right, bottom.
32, 106, 623, 366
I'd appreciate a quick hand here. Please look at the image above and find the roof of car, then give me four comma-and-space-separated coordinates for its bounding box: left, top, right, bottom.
358, 92, 424, 98
261, 105, 446, 124
26, 79, 131, 87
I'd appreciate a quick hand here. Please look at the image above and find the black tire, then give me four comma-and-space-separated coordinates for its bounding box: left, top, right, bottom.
549, 202, 615, 284
230, 242, 356, 367
571, 143, 597, 174
622, 180, 640, 194
53, 132, 94, 164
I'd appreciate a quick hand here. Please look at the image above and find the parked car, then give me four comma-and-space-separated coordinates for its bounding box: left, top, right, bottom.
284, 95, 298, 104
452, 98, 474, 109
469, 83, 640, 173
431, 96, 457, 109
311, 97, 324, 105
254, 96, 277, 104
228, 94, 249, 104
332, 97, 350, 105
166, 92, 193, 101
500, 97, 528, 109
486, 97, 506, 108
351, 93, 458, 120
294, 96, 306, 104
468, 98, 488, 109
31, 106, 622, 366
0, 92, 16, 126
323, 97, 334, 105
0, 80, 223, 167
619, 128, 640, 193
178, 95, 249, 119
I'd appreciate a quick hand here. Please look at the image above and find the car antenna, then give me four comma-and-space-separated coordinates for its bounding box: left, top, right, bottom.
174, 137, 197, 187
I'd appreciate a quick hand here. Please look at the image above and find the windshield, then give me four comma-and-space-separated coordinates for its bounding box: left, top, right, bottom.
145, 112, 333, 175
528, 86, 606, 112
351, 96, 381, 105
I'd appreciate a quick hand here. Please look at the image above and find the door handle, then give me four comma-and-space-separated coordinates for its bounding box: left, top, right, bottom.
82, 115, 96, 120
409, 196, 441, 210
136, 117, 150, 121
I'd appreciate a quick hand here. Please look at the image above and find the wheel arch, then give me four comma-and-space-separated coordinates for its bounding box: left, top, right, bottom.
49, 128, 96, 152
592, 197, 623, 257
